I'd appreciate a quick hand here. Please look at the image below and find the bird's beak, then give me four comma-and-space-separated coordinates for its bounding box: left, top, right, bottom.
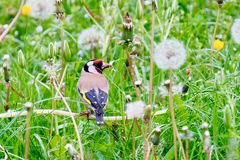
101, 62, 112, 70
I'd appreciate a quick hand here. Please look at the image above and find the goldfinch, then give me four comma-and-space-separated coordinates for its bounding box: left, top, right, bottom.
77, 59, 111, 125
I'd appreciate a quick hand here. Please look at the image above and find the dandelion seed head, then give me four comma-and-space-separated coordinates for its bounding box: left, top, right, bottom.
42, 60, 58, 80
204, 130, 210, 137
24, 102, 33, 110
231, 19, 240, 44
36, 25, 43, 33
134, 80, 142, 86
182, 126, 189, 131
201, 122, 209, 129
2, 54, 10, 62
155, 126, 161, 132
153, 39, 187, 70
65, 144, 77, 154
125, 101, 145, 118
125, 94, 132, 102
65, 143, 79, 158
77, 50, 84, 57
78, 27, 104, 51
159, 82, 183, 97
26, 0, 56, 20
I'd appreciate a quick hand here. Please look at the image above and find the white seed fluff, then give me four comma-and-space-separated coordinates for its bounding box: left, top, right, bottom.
125, 101, 145, 119
231, 19, 240, 44
26, 0, 56, 20
36, 25, 43, 33
78, 27, 104, 51
2, 54, 10, 62
153, 39, 187, 70
159, 83, 183, 97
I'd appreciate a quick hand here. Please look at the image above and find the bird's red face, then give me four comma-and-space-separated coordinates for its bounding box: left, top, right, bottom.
84, 59, 111, 74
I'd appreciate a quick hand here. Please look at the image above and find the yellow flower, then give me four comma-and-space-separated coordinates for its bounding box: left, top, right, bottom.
213, 39, 224, 51
22, 5, 31, 16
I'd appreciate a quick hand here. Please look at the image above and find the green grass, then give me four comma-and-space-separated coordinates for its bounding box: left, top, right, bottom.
0, 0, 239, 159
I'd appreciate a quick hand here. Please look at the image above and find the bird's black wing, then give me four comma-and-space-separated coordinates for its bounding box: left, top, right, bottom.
97, 89, 108, 108
85, 88, 108, 109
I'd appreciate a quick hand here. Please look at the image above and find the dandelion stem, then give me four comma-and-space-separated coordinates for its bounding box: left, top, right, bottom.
127, 53, 141, 99
143, 107, 152, 160
168, 70, 186, 160
185, 139, 189, 160
4, 82, 10, 112
132, 118, 137, 159
149, 3, 155, 106
53, 80, 84, 160
212, 5, 220, 47
60, 22, 65, 79
49, 83, 59, 139
210, 4, 220, 60
24, 106, 33, 159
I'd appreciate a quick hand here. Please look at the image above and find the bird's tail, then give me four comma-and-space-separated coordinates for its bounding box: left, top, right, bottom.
95, 108, 104, 125
95, 113, 104, 125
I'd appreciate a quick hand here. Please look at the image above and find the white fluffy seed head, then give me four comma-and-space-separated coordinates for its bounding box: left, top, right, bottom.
159, 83, 183, 97
153, 39, 187, 70
2, 54, 10, 62
182, 126, 189, 131
125, 101, 145, 118
201, 122, 209, 129
65, 143, 78, 156
36, 25, 43, 33
231, 19, 240, 44
204, 130, 210, 137
78, 27, 104, 51
26, 0, 56, 20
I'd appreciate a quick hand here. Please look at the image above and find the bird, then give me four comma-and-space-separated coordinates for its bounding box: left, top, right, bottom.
77, 59, 111, 125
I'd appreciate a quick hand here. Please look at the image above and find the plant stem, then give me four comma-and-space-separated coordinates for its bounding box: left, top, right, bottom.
82, 2, 102, 21
60, 22, 65, 79
10, 85, 25, 99
49, 84, 59, 139
206, 150, 210, 160
24, 107, 33, 159
149, 4, 155, 106
143, 5, 155, 160
185, 139, 189, 160
0, 108, 167, 121
53, 80, 84, 160
168, 70, 186, 160
127, 53, 141, 99
143, 107, 152, 160
0, 0, 24, 42
4, 82, 10, 112
211, 5, 220, 48
132, 118, 137, 159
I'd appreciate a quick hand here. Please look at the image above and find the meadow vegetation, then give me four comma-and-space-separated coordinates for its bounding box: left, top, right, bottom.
0, 0, 239, 159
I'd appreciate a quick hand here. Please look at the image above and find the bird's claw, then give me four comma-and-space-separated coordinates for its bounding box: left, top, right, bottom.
79, 110, 91, 121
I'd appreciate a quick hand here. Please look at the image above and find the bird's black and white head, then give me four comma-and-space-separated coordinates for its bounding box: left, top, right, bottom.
84, 59, 111, 74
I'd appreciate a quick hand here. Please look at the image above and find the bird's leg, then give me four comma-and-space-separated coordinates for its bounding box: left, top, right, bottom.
79, 110, 92, 121
79, 110, 90, 116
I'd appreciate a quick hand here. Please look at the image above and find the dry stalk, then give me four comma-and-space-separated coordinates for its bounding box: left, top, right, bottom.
0, 0, 24, 42
53, 80, 84, 160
